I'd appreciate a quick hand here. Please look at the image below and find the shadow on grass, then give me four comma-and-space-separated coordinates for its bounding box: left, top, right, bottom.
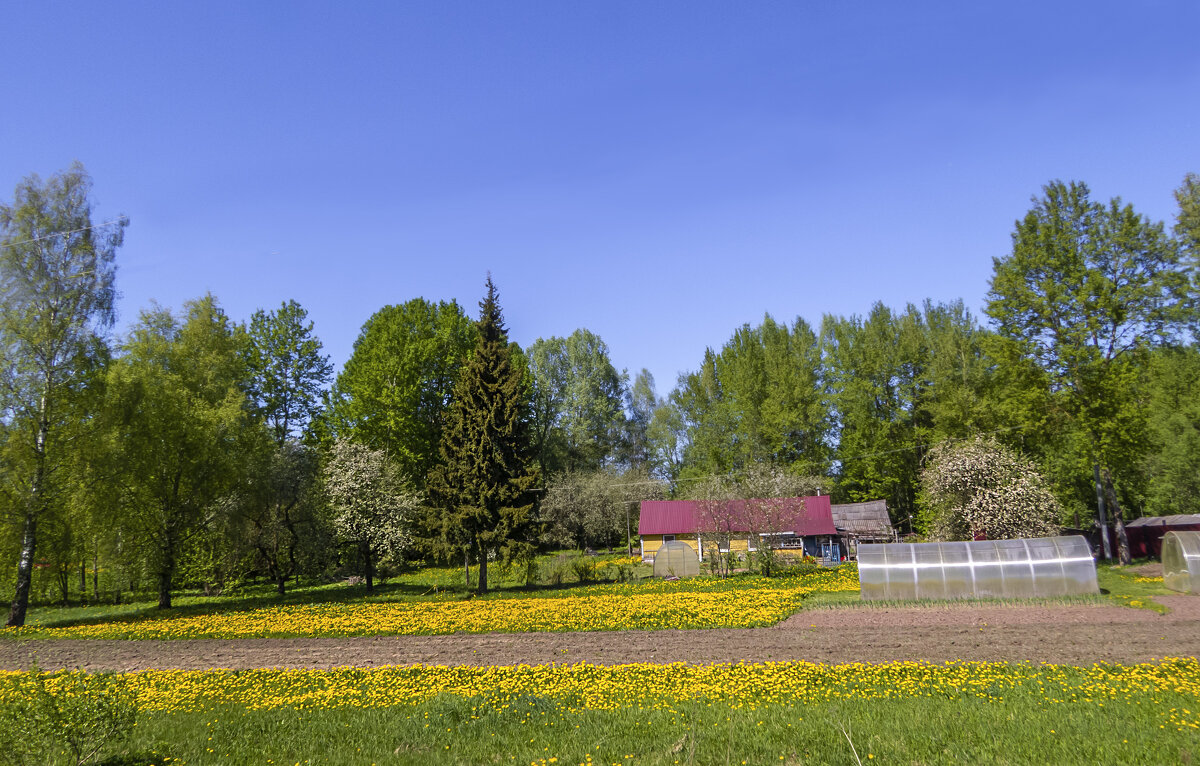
17, 573, 665, 631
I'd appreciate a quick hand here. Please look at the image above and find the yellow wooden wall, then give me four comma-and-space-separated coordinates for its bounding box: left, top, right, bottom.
640, 533, 701, 561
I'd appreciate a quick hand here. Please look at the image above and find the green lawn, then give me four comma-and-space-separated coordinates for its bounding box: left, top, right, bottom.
8, 556, 1177, 639
19, 683, 1200, 765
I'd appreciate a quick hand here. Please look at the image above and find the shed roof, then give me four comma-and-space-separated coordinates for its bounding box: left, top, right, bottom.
1126, 514, 1200, 528
639, 495, 837, 537
830, 499, 892, 534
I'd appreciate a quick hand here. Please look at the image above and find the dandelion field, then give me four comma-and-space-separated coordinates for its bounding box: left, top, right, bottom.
2, 559, 1194, 764
2, 659, 1197, 765
3, 566, 860, 640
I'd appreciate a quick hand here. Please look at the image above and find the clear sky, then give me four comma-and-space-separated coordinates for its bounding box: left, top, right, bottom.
3, 2, 1198, 397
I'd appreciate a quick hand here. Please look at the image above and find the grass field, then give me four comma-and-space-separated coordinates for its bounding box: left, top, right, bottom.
2, 659, 1196, 765
1, 557, 1180, 641
0, 557, 1194, 764
3, 559, 862, 640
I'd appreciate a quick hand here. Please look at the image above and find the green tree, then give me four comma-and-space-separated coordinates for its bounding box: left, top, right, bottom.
675, 315, 830, 479
426, 278, 539, 595
239, 299, 334, 594
540, 467, 666, 552
232, 436, 329, 594
646, 397, 686, 486
245, 299, 333, 445
620, 369, 659, 471
821, 304, 927, 521
0, 163, 125, 627
1175, 172, 1200, 258
1140, 345, 1200, 516
527, 329, 626, 474
324, 298, 474, 486
104, 296, 252, 608
986, 180, 1193, 563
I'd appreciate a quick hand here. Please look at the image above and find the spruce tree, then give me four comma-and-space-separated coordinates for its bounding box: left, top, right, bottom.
427, 277, 538, 594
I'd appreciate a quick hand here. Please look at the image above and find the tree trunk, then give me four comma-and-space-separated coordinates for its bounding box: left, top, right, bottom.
7, 513, 38, 627
80, 561, 86, 600
477, 545, 489, 595
276, 575, 287, 595
7, 395, 49, 627
362, 542, 374, 592
157, 569, 173, 609
1092, 464, 1111, 561
464, 550, 470, 588
1102, 468, 1132, 566
92, 554, 99, 602
158, 537, 174, 609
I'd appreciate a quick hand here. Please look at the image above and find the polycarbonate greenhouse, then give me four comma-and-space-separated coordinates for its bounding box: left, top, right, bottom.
1162, 531, 1200, 593
652, 541, 700, 578
857, 536, 1099, 601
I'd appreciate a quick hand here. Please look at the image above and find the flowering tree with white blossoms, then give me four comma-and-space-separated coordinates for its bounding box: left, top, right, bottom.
922, 437, 1061, 541
323, 438, 419, 591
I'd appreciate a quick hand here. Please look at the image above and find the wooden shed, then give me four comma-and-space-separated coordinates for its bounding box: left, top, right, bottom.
830, 499, 895, 559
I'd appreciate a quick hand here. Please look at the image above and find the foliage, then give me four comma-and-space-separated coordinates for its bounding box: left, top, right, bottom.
527, 328, 627, 474
540, 467, 666, 551
0, 162, 124, 627
676, 315, 829, 478
619, 368, 658, 470
233, 438, 331, 594
323, 438, 418, 591
921, 437, 1061, 540
822, 301, 993, 524
1140, 346, 1200, 515
103, 295, 252, 608
244, 299, 333, 445
986, 180, 1194, 559
1175, 172, 1200, 260
426, 278, 539, 594
0, 664, 136, 766
323, 298, 474, 486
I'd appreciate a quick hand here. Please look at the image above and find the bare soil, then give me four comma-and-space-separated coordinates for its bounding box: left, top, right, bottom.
3, 596, 1197, 672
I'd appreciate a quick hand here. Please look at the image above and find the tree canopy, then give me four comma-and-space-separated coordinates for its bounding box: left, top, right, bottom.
325, 298, 474, 486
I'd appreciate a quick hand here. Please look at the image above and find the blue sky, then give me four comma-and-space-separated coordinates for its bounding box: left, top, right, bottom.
3, 2, 1198, 396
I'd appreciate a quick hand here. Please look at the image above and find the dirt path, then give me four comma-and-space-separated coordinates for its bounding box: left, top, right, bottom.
2, 597, 1197, 672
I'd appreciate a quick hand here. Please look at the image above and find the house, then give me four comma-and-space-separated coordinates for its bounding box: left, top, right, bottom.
638, 495, 840, 563
830, 499, 895, 559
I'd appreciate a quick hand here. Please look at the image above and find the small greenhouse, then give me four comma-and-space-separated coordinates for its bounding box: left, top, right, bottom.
1162, 531, 1200, 594
857, 536, 1099, 601
653, 540, 700, 578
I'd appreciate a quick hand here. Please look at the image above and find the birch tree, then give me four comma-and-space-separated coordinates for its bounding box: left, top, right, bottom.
0, 163, 124, 626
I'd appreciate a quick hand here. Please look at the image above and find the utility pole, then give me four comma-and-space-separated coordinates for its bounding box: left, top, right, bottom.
626, 501, 633, 556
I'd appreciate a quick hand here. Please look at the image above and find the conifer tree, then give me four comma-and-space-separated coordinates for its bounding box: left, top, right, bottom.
426, 277, 538, 594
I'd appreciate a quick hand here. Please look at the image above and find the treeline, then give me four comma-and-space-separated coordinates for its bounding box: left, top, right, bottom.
2, 165, 1198, 620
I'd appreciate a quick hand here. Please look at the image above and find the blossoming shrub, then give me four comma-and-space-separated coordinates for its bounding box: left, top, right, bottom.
922, 436, 1061, 540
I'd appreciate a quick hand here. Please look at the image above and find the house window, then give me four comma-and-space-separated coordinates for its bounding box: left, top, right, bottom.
663, 534, 675, 543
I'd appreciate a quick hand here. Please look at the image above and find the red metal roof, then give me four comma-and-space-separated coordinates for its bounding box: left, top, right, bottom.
638, 495, 837, 537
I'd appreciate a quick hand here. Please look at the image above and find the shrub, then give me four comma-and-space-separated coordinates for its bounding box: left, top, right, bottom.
0, 665, 137, 766
922, 436, 1061, 541
570, 557, 596, 584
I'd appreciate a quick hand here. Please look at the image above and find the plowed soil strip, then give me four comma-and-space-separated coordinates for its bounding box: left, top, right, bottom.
2, 598, 1197, 672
